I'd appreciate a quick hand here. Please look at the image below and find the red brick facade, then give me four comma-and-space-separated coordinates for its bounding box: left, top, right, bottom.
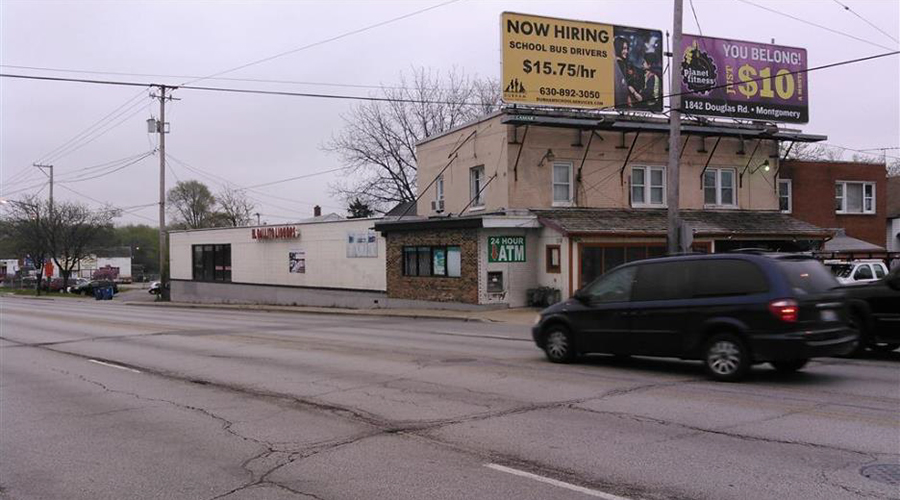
385, 229, 480, 304
781, 161, 886, 247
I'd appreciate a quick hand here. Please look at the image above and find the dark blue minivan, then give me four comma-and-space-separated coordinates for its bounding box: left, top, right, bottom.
532, 253, 858, 381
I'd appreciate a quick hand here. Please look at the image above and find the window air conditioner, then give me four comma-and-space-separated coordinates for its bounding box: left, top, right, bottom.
431, 199, 445, 212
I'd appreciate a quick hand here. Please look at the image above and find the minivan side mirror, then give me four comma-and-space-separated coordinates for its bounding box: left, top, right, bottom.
572, 288, 589, 303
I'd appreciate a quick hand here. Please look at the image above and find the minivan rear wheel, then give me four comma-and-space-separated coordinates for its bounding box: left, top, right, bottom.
704, 333, 751, 382
770, 359, 809, 373
543, 326, 576, 363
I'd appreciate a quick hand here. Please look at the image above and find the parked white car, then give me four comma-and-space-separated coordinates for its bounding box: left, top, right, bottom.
826, 260, 888, 285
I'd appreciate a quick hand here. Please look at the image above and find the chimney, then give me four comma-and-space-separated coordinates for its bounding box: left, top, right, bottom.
313, 205, 321, 217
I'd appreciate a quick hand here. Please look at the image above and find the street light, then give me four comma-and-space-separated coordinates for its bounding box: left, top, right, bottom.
0, 198, 39, 209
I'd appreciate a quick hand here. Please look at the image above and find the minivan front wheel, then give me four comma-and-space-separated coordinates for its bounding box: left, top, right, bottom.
704, 333, 750, 382
543, 326, 576, 363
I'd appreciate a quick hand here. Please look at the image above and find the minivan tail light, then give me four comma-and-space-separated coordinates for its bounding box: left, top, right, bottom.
769, 299, 798, 322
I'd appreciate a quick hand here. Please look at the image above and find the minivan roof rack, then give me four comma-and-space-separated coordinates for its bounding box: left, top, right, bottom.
727, 248, 772, 254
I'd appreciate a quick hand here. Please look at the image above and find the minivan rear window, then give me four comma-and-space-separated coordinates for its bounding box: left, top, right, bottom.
776, 259, 839, 294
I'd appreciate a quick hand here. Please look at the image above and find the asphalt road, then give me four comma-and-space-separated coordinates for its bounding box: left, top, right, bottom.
1, 296, 897, 500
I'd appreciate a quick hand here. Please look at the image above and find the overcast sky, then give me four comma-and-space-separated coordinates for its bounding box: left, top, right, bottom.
2, 0, 898, 225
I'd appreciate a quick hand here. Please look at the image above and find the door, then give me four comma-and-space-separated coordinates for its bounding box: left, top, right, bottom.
569, 266, 636, 353
627, 261, 694, 356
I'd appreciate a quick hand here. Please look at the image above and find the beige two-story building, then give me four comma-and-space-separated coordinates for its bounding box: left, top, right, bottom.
375, 108, 831, 307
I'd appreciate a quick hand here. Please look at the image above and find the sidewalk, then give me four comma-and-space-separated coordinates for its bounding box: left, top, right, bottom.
123, 300, 542, 325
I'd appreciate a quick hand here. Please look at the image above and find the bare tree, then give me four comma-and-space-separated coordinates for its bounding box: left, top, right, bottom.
0, 196, 52, 294
326, 67, 501, 211
46, 200, 115, 291
215, 186, 255, 227
167, 180, 216, 229
780, 142, 844, 162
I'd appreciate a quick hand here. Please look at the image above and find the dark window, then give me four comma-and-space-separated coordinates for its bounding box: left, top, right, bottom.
692, 259, 769, 297
853, 265, 873, 280
873, 265, 886, 279
632, 262, 692, 301
487, 271, 503, 293
580, 245, 666, 287
582, 266, 636, 303
417, 247, 432, 276
626, 246, 646, 263
546, 245, 561, 273
402, 246, 460, 277
192, 244, 231, 282
776, 259, 839, 294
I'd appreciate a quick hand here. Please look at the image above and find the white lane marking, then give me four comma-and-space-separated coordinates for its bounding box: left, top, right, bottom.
89, 359, 142, 374
484, 463, 634, 500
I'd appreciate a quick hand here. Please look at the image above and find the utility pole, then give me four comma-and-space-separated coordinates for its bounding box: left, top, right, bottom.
149, 85, 179, 300
33, 163, 53, 214
667, 0, 684, 254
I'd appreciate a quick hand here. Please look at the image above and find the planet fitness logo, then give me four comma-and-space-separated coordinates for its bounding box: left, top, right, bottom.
682, 40, 717, 95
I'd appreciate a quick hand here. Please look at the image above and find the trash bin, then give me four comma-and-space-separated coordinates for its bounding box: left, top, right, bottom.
103, 286, 114, 300
93, 286, 103, 300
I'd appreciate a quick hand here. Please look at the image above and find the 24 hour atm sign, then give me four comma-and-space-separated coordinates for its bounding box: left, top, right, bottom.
489, 236, 526, 263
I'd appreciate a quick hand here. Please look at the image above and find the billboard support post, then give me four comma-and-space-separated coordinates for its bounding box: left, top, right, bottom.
667, 0, 684, 255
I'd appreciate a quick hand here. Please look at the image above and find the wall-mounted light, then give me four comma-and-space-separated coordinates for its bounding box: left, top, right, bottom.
538, 149, 556, 167
751, 159, 771, 174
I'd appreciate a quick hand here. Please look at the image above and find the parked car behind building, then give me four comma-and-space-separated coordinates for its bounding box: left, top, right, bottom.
826, 260, 889, 285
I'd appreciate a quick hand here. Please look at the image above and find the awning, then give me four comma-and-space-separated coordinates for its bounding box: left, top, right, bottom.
822, 229, 885, 252
533, 208, 833, 239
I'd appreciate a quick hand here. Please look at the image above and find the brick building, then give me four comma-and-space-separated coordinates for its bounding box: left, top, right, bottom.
778, 160, 887, 249
375, 108, 833, 307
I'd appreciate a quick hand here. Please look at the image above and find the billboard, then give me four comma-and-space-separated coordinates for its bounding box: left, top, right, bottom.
680, 34, 808, 123
501, 12, 663, 111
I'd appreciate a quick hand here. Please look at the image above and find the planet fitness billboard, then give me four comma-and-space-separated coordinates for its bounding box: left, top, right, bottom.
680, 34, 808, 123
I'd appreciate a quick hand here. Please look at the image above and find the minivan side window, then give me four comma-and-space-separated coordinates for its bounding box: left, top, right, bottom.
692, 259, 769, 297
632, 262, 692, 301
581, 266, 636, 303
873, 264, 886, 279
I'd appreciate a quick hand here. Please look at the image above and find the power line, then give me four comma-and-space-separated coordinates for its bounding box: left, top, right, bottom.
734, 0, 896, 51
55, 183, 158, 223
6, 49, 897, 109
181, 0, 462, 85
831, 0, 899, 44
58, 150, 156, 184
38, 89, 148, 164
0, 64, 451, 92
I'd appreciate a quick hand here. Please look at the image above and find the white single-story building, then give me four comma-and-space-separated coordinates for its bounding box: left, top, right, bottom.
170, 217, 399, 308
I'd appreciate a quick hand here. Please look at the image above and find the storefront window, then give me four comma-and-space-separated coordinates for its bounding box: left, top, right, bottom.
192, 244, 231, 282
403, 246, 461, 277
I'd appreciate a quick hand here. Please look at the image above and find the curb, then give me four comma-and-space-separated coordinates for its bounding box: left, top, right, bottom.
121, 300, 498, 323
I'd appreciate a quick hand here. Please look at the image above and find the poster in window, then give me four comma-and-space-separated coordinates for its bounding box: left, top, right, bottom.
433, 248, 446, 276
346, 230, 378, 258
289, 250, 306, 274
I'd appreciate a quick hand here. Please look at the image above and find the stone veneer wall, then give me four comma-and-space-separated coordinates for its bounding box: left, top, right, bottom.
385, 228, 480, 304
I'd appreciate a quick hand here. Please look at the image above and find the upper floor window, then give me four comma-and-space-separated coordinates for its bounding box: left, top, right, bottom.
778, 179, 792, 213
435, 175, 444, 202
631, 166, 666, 207
469, 166, 485, 209
192, 244, 231, 282
552, 162, 574, 206
835, 181, 875, 214
703, 168, 736, 207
